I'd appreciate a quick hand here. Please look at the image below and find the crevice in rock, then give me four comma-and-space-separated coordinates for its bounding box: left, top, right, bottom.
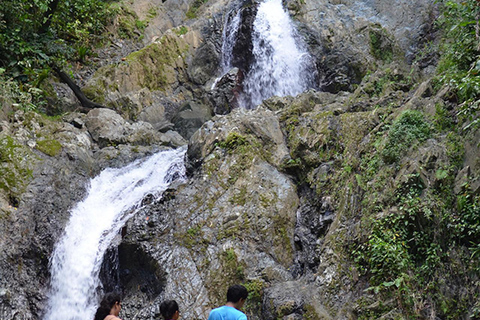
118, 243, 166, 300
99, 247, 121, 294
98, 243, 166, 301
293, 186, 335, 277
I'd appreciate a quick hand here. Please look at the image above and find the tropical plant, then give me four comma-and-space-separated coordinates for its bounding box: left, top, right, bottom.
0, 0, 114, 89
435, 0, 480, 129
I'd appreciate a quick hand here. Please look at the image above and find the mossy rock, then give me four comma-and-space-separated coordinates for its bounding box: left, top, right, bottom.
36, 139, 62, 157
84, 32, 190, 109
186, 0, 209, 19
113, 4, 146, 39
205, 248, 246, 306
368, 24, 394, 63
125, 33, 189, 91
0, 135, 36, 206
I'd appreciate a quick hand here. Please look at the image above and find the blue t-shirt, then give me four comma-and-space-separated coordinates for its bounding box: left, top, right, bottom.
207, 306, 247, 320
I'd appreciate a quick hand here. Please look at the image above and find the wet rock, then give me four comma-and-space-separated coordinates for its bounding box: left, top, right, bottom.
85, 108, 129, 147
85, 108, 169, 148
294, 0, 437, 92
187, 106, 289, 169
188, 41, 221, 85
209, 67, 244, 115
262, 281, 332, 320
171, 100, 213, 140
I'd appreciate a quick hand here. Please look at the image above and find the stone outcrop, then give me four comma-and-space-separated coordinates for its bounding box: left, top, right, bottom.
209, 68, 244, 114
290, 0, 437, 92
121, 108, 300, 318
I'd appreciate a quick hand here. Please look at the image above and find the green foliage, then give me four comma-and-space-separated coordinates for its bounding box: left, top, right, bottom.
435, 0, 479, 76
0, 72, 40, 113
435, 0, 480, 129
352, 168, 480, 317
381, 110, 431, 163
221, 248, 245, 283
0, 0, 116, 106
244, 279, 264, 306
181, 224, 204, 248
218, 132, 249, 152
433, 102, 454, 131
445, 132, 465, 168
146, 7, 157, 19
243, 279, 265, 315
450, 184, 480, 246
363, 229, 411, 284
174, 26, 189, 36
186, 0, 209, 19
369, 26, 394, 63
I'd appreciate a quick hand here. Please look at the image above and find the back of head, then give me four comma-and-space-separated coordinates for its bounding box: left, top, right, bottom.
94, 292, 122, 320
226, 285, 248, 303
160, 300, 179, 320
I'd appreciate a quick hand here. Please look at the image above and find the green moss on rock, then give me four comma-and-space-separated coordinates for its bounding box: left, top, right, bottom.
381, 110, 431, 164
125, 34, 189, 91
0, 135, 35, 206
369, 25, 394, 63
36, 139, 62, 157
114, 5, 146, 39
205, 248, 246, 307
186, 0, 209, 19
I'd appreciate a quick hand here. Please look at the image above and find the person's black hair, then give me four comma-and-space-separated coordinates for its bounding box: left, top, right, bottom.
160, 300, 179, 320
94, 292, 122, 320
226, 284, 248, 303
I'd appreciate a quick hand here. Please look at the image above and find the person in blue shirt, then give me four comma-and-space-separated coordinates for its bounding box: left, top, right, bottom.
207, 284, 249, 320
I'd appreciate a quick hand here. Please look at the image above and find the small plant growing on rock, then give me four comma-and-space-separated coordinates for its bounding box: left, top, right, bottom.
381, 110, 431, 164
218, 132, 249, 152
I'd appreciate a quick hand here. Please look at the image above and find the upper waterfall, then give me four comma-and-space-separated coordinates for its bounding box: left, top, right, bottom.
221, 8, 242, 74
239, 0, 315, 108
43, 147, 187, 320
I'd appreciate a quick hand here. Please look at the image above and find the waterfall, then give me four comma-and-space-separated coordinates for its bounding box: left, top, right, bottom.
221, 9, 242, 74
43, 147, 187, 320
239, 0, 315, 108
211, 8, 242, 90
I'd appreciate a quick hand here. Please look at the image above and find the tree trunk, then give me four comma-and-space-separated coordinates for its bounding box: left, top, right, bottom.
39, 0, 61, 34
53, 67, 105, 111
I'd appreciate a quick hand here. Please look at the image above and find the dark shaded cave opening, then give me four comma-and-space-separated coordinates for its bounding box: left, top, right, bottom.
99, 242, 166, 301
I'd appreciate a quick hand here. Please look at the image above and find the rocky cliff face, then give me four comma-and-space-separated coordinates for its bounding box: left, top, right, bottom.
3, 0, 479, 319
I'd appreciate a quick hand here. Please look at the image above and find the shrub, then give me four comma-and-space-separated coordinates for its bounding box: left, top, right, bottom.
381, 110, 431, 164
435, 0, 480, 129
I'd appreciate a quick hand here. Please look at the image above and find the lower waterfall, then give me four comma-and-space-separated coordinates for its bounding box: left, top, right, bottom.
43, 147, 187, 320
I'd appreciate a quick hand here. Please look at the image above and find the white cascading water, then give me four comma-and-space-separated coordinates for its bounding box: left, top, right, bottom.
221, 9, 242, 74
211, 8, 242, 90
43, 147, 187, 320
239, 0, 314, 108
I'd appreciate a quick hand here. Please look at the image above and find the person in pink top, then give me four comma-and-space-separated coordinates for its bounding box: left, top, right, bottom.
208, 285, 248, 320
94, 292, 123, 320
